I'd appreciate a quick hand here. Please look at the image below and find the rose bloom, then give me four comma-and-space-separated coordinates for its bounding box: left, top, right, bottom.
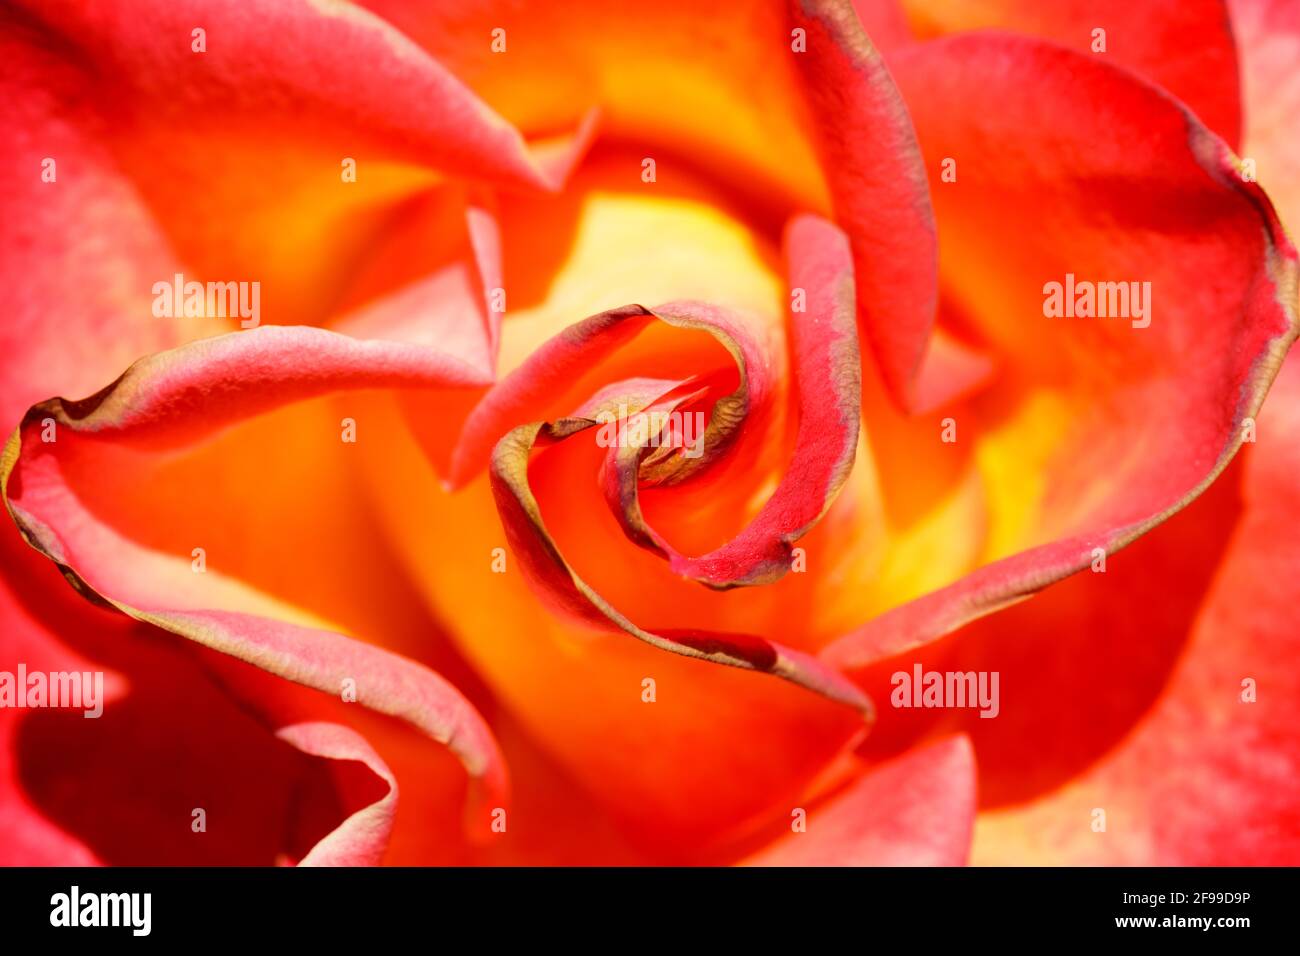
1, 0, 1297, 866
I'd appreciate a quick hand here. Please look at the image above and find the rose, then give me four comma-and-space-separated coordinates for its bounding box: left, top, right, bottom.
0, 0, 1296, 865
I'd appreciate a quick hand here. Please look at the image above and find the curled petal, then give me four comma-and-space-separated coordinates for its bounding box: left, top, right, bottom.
825, 34, 1299, 670
356, 0, 938, 412
490, 408, 874, 717
1, 528, 406, 864
8, 0, 574, 331
0, 7, 225, 426
790, 0, 938, 407
331, 189, 504, 375
2, 326, 509, 843
17, 0, 557, 189
277, 722, 398, 867
606, 215, 862, 588
17, 324, 493, 450
970, 360, 1300, 863
448, 302, 764, 488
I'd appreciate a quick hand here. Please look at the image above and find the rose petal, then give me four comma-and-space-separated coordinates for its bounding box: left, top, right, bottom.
448, 301, 766, 488
2, 327, 510, 844
1, 527, 396, 864
355, 1, 937, 408
898, 0, 1243, 147
330, 188, 502, 375
969, 360, 1300, 863
488, 392, 873, 715
13, 324, 492, 451
912, 328, 995, 414
361, 387, 871, 848
742, 735, 976, 865
789, 0, 938, 407
356, 0, 827, 201
962, 4, 1300, 862
18, 0, 556, 186
11, 0, 565, 330
823, 33, 1298, 670
604, 215, 861, 589
846, 455, 1241, 802
276, 722, 397, 867
851, 0, 915, 52
1230, 0, 1300, 230
328, 112, 600, 361
0, 8, 226, 427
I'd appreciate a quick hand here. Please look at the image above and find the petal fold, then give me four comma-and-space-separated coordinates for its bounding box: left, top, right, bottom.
605, 215, 861, 588
2, 326, 510, 844
276, 721, 398, 867
790, 0, 938, 407
825, 34, 1299, 671
490, 406, 874, 716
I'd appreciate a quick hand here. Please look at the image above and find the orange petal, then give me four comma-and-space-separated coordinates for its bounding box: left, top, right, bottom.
824, 33, 1298, 670
898, 0, 1243, 146
968, 361, 1300, 863
3, 327, 509, 848
742, 736, 975, 865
